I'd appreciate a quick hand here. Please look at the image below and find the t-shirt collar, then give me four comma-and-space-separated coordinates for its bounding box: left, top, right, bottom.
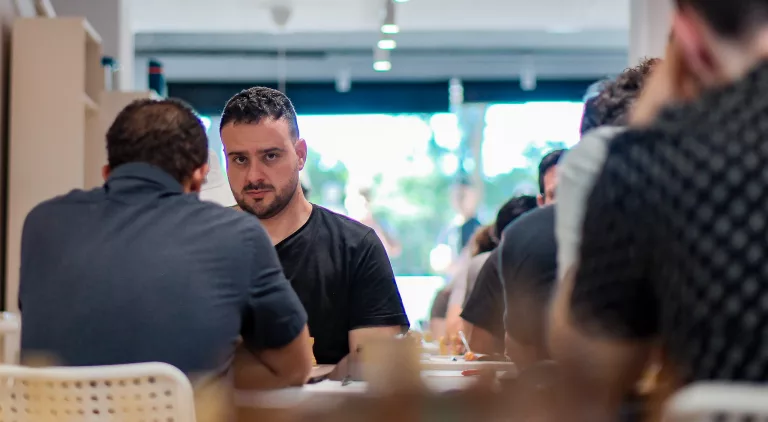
105, 162, 184, 196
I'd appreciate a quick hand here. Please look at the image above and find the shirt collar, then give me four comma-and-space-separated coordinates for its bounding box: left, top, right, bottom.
105, 163, 185, 197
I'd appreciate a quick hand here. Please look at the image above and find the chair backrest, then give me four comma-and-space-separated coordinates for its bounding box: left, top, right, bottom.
0, 362, 196, 422
0, 312, 20, 364
663, 382, 768, 422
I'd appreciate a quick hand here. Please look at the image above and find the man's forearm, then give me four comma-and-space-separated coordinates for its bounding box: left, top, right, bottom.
232, 344, 307, 390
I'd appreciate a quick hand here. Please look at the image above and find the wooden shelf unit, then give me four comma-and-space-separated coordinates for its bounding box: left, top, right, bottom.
5, 17, 103, 311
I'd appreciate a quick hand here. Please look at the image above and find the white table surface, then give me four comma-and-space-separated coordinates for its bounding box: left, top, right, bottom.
235, 371, 481, 409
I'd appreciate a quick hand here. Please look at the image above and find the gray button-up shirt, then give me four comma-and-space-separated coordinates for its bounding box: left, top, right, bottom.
19, 163, 306, 375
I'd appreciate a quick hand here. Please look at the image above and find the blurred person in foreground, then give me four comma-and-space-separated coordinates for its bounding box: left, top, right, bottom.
19, 99, 312, 388
549, 1, 768, 419
219, 87, 409, 367
459, 195, 540, 354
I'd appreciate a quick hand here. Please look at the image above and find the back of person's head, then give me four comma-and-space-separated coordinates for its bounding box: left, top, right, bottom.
106, 98, 208, 184
670, 0, 768, 93
674, 0, 768, 38
219, 86, 300, 139
580, 58, 659, 134
495, 195, 538, 240
469, 225, 496, 256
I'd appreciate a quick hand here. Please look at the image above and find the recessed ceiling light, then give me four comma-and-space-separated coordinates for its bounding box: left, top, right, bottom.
377, 39, 397, 50
373, 60, 392, 72
381, 24, 399, 34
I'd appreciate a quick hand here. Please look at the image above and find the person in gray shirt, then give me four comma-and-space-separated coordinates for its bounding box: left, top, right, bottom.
19, 99, 312, 387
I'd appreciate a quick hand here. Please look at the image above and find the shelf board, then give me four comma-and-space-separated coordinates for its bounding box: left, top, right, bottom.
81, 19, 101, 45
83, 93, 98, 112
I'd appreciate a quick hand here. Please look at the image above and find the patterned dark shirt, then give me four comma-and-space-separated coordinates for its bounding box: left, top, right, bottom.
571, 61, 768, 382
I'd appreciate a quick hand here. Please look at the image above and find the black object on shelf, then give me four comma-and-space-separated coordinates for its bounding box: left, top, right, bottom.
148, 59, 167, 98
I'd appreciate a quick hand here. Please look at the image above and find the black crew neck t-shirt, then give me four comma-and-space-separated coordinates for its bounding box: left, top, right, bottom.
461, 206, 557, 352
499, 206, 557, 353
275, 205, 409, 364
571, 61, 768, 383
460, 249, 505, 351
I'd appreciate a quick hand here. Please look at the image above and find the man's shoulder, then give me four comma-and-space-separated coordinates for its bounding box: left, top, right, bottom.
501, 206, 556, 266
190, 201, 266, 240
312, 205, 377, 243
504, 206, 553, 237
25, 188, 103, 223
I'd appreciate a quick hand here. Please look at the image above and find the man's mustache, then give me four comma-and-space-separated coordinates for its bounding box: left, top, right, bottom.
243, 183, 274, 192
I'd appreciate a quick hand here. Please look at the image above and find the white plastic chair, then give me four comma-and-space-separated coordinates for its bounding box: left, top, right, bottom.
663, 382, 768, 422
0, 362, 196, 421
0, 313, 20, 364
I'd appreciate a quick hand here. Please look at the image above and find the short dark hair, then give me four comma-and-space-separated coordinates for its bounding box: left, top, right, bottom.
580, 58, 659, 134
219, 87, 300, 139
106, 98, 208, 183
538, 149, 565, 194
495, 195, 538, 239
676, 0, 768, 37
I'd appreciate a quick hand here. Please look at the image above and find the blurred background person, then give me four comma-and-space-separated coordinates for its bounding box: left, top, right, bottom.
446, 195, 538, 338
461, 150, 565, 354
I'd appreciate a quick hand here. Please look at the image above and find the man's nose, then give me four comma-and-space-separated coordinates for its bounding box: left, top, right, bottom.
245, 162, 266, 184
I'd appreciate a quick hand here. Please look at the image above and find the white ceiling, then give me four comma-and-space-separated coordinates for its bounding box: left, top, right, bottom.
131, 0, 629, 33
130, 0, 631, 83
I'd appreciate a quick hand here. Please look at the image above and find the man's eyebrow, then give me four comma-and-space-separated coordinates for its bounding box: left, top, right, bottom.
227, 148, 285, 156
260, 147, 285, 154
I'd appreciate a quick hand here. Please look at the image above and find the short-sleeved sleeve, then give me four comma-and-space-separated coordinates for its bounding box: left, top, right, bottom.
569, 138, 658, 340
556, 126, 625, 281
241, 223, 308, 352
460, 251, 505, 343
348, 231, 410, 329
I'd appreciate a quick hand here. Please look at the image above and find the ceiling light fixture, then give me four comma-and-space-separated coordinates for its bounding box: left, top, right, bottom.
378, 37, 397, 50
373, 47, 392, 72
373, 60, 392, 71
381, 0, 399, 34
381, 24, 399, 34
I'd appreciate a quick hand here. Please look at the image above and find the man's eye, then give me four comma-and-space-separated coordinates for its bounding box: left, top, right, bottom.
265, 153, 279, 161
233, 156, 247, 164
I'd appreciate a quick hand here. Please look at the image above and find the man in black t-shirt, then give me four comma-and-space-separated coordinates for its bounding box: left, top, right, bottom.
219, 87, 409, 365
460, 249, 505, 353
461, 151, 564, 354
499, 206, 557, 368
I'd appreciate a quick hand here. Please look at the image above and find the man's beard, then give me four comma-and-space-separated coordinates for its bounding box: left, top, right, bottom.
236, 172, 299, 220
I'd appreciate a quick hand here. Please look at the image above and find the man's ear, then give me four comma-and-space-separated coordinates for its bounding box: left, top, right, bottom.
296, 138, 308, 171
537, 194, 545, 207
102, 165, 111, 182
189, 163, 210, 193
670, 9, 719, 87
